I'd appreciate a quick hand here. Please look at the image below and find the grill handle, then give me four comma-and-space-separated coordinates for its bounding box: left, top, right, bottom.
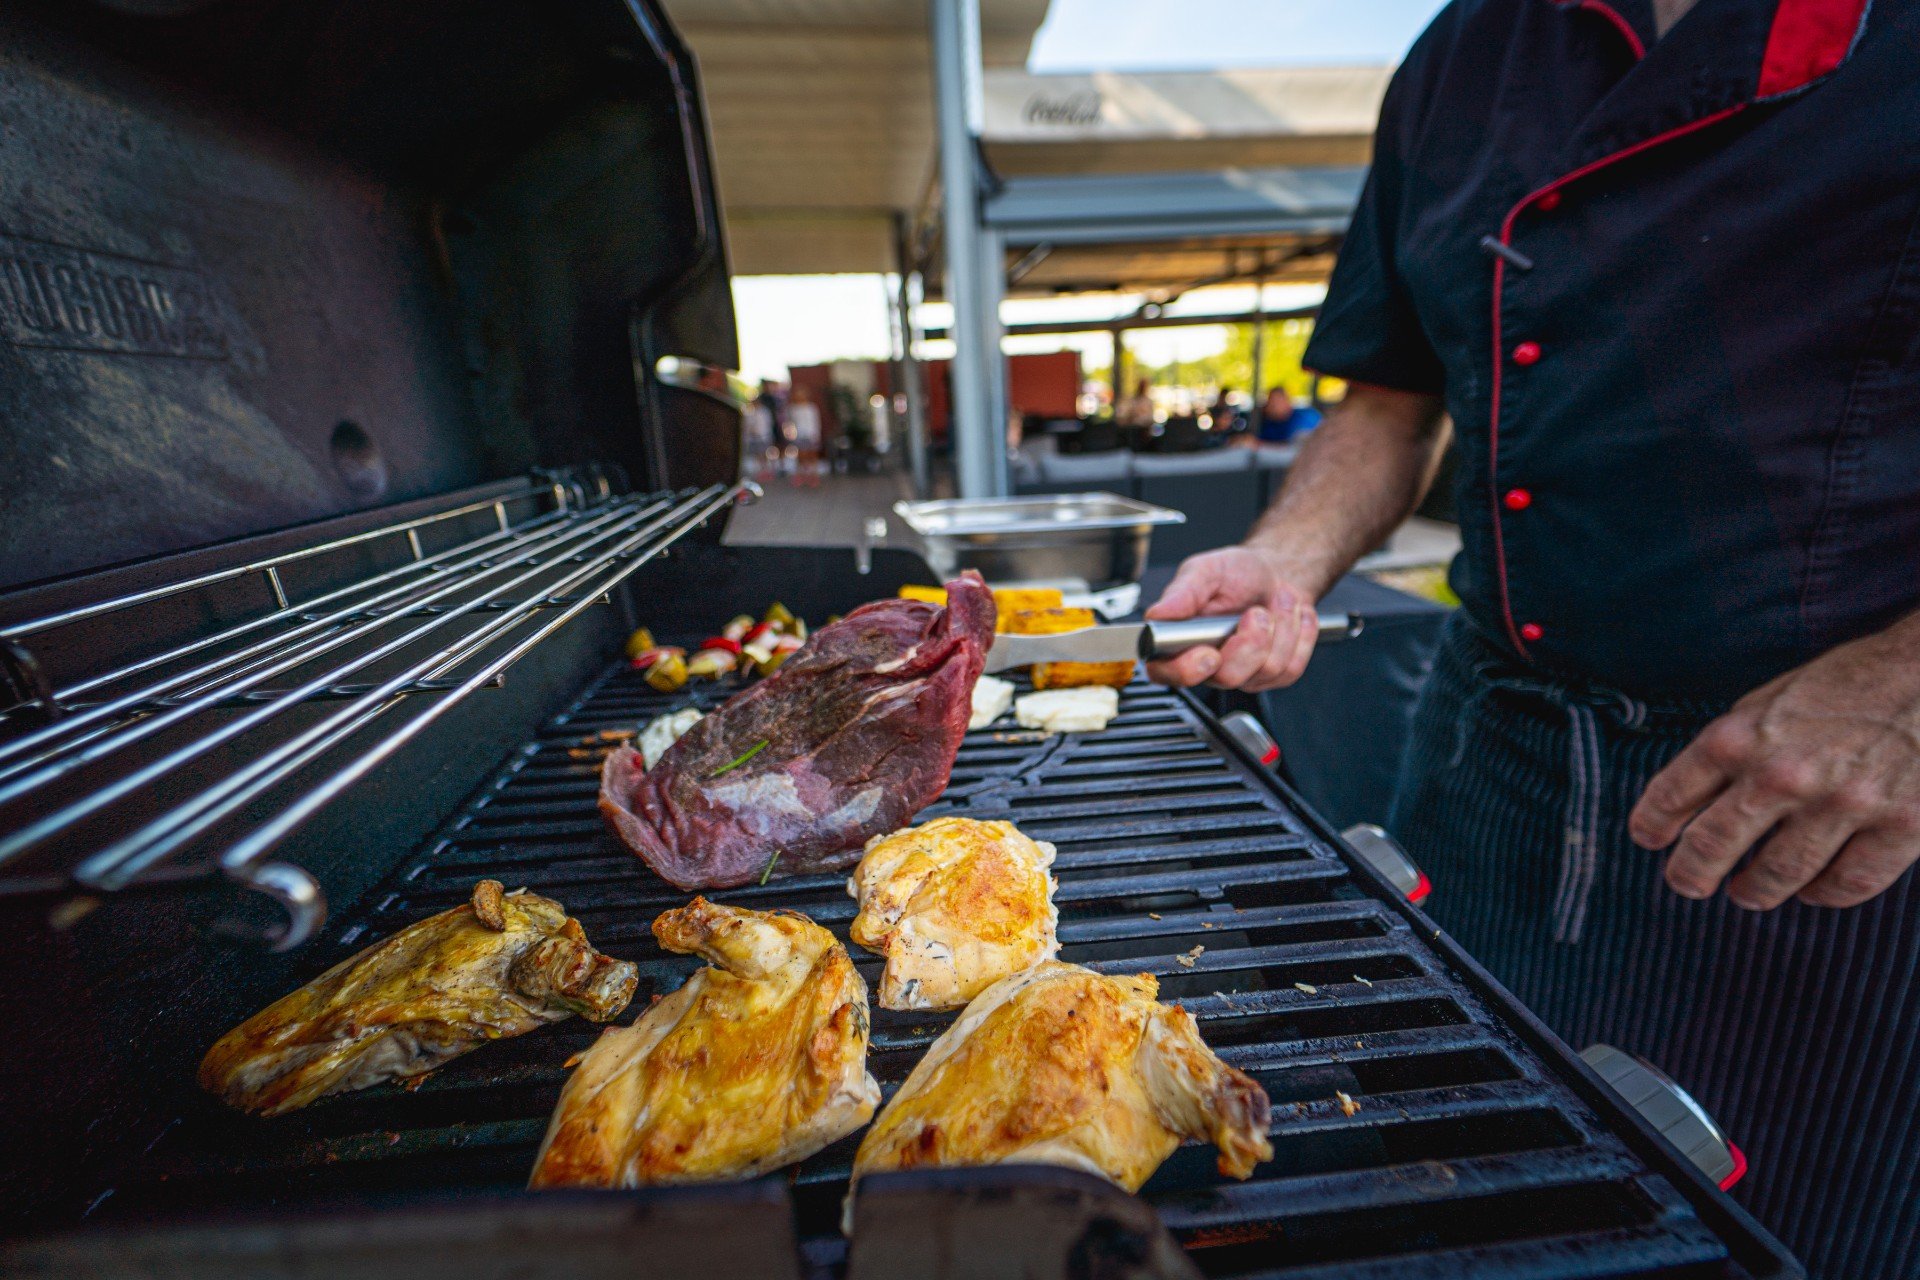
1145, 611, 1363, 659
1580, 1044, 1746, 1190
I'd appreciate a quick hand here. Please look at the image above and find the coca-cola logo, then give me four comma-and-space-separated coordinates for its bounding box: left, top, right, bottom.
1021, 89, 1103, 127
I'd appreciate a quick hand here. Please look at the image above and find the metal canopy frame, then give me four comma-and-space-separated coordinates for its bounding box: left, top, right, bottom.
930, 0, 1365, 495
983, 165, 1366, 246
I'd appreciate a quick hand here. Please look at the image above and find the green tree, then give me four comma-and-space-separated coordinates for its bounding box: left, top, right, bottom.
1216, 317, 1317, 401
1110, 318, 1318, 401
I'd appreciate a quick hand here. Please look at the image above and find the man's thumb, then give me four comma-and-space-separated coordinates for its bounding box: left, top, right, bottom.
1146, 560, 1216, 619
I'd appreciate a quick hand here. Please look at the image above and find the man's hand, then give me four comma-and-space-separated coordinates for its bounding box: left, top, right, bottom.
1629, 620, 1920, 909
1143, 547, 1320, 691
1138, 382, 1446, 693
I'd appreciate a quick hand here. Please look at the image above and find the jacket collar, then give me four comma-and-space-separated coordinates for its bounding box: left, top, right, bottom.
1542, 0, 1870, 172
1752, 0, 1872, 98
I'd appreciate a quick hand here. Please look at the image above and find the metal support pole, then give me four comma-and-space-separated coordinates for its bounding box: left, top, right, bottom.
978, 223, 1010, 467
930, 0, 1007, 497
892, 214, 931, 497
1112, 329, 1127, 406
1250, 270, 1268, 410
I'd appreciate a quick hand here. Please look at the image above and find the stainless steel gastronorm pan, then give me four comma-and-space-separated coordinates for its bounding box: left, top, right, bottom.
892, 493, 1185, 590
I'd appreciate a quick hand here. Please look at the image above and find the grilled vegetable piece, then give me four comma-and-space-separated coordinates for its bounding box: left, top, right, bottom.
629, 643, 680, 672
530, 898, 879, 1188
686, 647, 738, 679
898, 584, 948, 605
645, 649, 689, 692
200, 882, 636, 1117
849, 817, 1059, 1011
991, 587, 1065, 631
623, 626, 657, 659
852, 962, 1271, 1195
1006, 606, 1136, 689
751, 632, 803, 677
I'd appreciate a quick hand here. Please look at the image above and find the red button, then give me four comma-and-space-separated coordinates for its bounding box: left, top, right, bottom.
1520, 622, 1544, 642
1503, 488, 1533, 511
1537, 190, 1563, 212
1512, 341, 1542, 366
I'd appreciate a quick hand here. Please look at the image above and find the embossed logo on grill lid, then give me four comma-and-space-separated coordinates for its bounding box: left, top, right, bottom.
0, 234, 230, 359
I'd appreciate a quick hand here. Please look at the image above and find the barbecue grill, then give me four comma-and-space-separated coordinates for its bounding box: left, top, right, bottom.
0, 2, 1800, 1277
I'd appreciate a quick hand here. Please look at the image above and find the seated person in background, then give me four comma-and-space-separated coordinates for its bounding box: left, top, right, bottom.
1255, 387, 1295, 442
1206, 389, 1242, 435
1116, 378, 1155, 428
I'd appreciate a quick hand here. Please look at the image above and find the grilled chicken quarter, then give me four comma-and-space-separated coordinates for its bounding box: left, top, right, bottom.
848, 816, 1060, 1011
851, 961, 1272, 1200
529, 897, 880, 1188
199, 881, 637, 1117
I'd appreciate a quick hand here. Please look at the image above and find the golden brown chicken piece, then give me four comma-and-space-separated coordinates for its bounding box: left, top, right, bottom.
852, 961, 1271, 1195
529, 897, 879, 1188
200, 881, 636, 1117
848, 817, 1059, 1011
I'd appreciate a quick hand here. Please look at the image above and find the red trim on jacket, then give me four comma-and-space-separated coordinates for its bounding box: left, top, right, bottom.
1547, 0, 1648, 58
1486, 253, 1528, 657
1577, 0, 1647, 58
1758, 0, 1869, 97
1487, 104, 1749, 659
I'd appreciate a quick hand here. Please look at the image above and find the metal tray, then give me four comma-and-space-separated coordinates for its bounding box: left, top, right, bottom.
893, 493, 1185, 590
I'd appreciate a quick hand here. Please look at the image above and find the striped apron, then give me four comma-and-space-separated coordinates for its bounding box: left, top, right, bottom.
1389, 615, 1920, 1280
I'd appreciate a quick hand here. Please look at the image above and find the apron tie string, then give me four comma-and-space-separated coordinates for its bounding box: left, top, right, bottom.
1445, 663, 1650, 945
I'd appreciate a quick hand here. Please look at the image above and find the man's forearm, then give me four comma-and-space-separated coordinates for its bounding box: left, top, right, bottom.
1243, 384, 1449, 600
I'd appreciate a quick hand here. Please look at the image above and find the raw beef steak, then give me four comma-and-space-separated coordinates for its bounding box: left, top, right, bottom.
601, 573, 997, 889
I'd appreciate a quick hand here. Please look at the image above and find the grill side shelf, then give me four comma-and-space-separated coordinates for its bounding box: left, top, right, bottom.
99, 669, 1793, 1279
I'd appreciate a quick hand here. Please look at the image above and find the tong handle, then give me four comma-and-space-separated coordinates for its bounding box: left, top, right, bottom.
1144, 611, 1364, 659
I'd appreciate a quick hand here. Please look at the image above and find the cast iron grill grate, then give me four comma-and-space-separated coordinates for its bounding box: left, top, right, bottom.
103, 663, 1780, 1278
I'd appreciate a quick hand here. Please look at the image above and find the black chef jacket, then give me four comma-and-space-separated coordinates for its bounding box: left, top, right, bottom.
1302, 0, 1918, 703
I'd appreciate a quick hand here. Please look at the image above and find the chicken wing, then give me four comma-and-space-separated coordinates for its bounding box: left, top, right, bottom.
200, 881, 636, 1117
848, 817, 1058, 1011
852, 961, 1271, 1194
530, 897, 880, 1188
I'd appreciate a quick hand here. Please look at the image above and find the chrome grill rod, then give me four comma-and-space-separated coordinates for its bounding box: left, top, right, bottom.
0, 494, 673, 864
0, 505, 578, 780
78, 483, 740, 892
215, 481, 750, 884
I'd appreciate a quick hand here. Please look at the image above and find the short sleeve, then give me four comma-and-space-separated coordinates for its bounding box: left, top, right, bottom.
1301, 63, 1447, 395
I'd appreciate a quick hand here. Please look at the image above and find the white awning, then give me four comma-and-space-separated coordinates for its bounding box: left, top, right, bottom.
663, 1, 1390, 277
982, 66, 1390, 143
664, 0, 1051, 275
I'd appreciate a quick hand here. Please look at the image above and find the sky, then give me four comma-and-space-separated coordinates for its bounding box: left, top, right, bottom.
733, 0, 1447, 385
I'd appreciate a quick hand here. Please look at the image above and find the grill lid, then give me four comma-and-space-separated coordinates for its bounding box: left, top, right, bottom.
0, 0, 740, 593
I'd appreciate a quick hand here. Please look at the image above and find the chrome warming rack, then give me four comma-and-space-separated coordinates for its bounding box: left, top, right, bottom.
0, 476, 758, 950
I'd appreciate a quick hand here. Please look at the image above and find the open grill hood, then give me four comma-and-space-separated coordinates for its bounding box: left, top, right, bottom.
0, 0, 742, 594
